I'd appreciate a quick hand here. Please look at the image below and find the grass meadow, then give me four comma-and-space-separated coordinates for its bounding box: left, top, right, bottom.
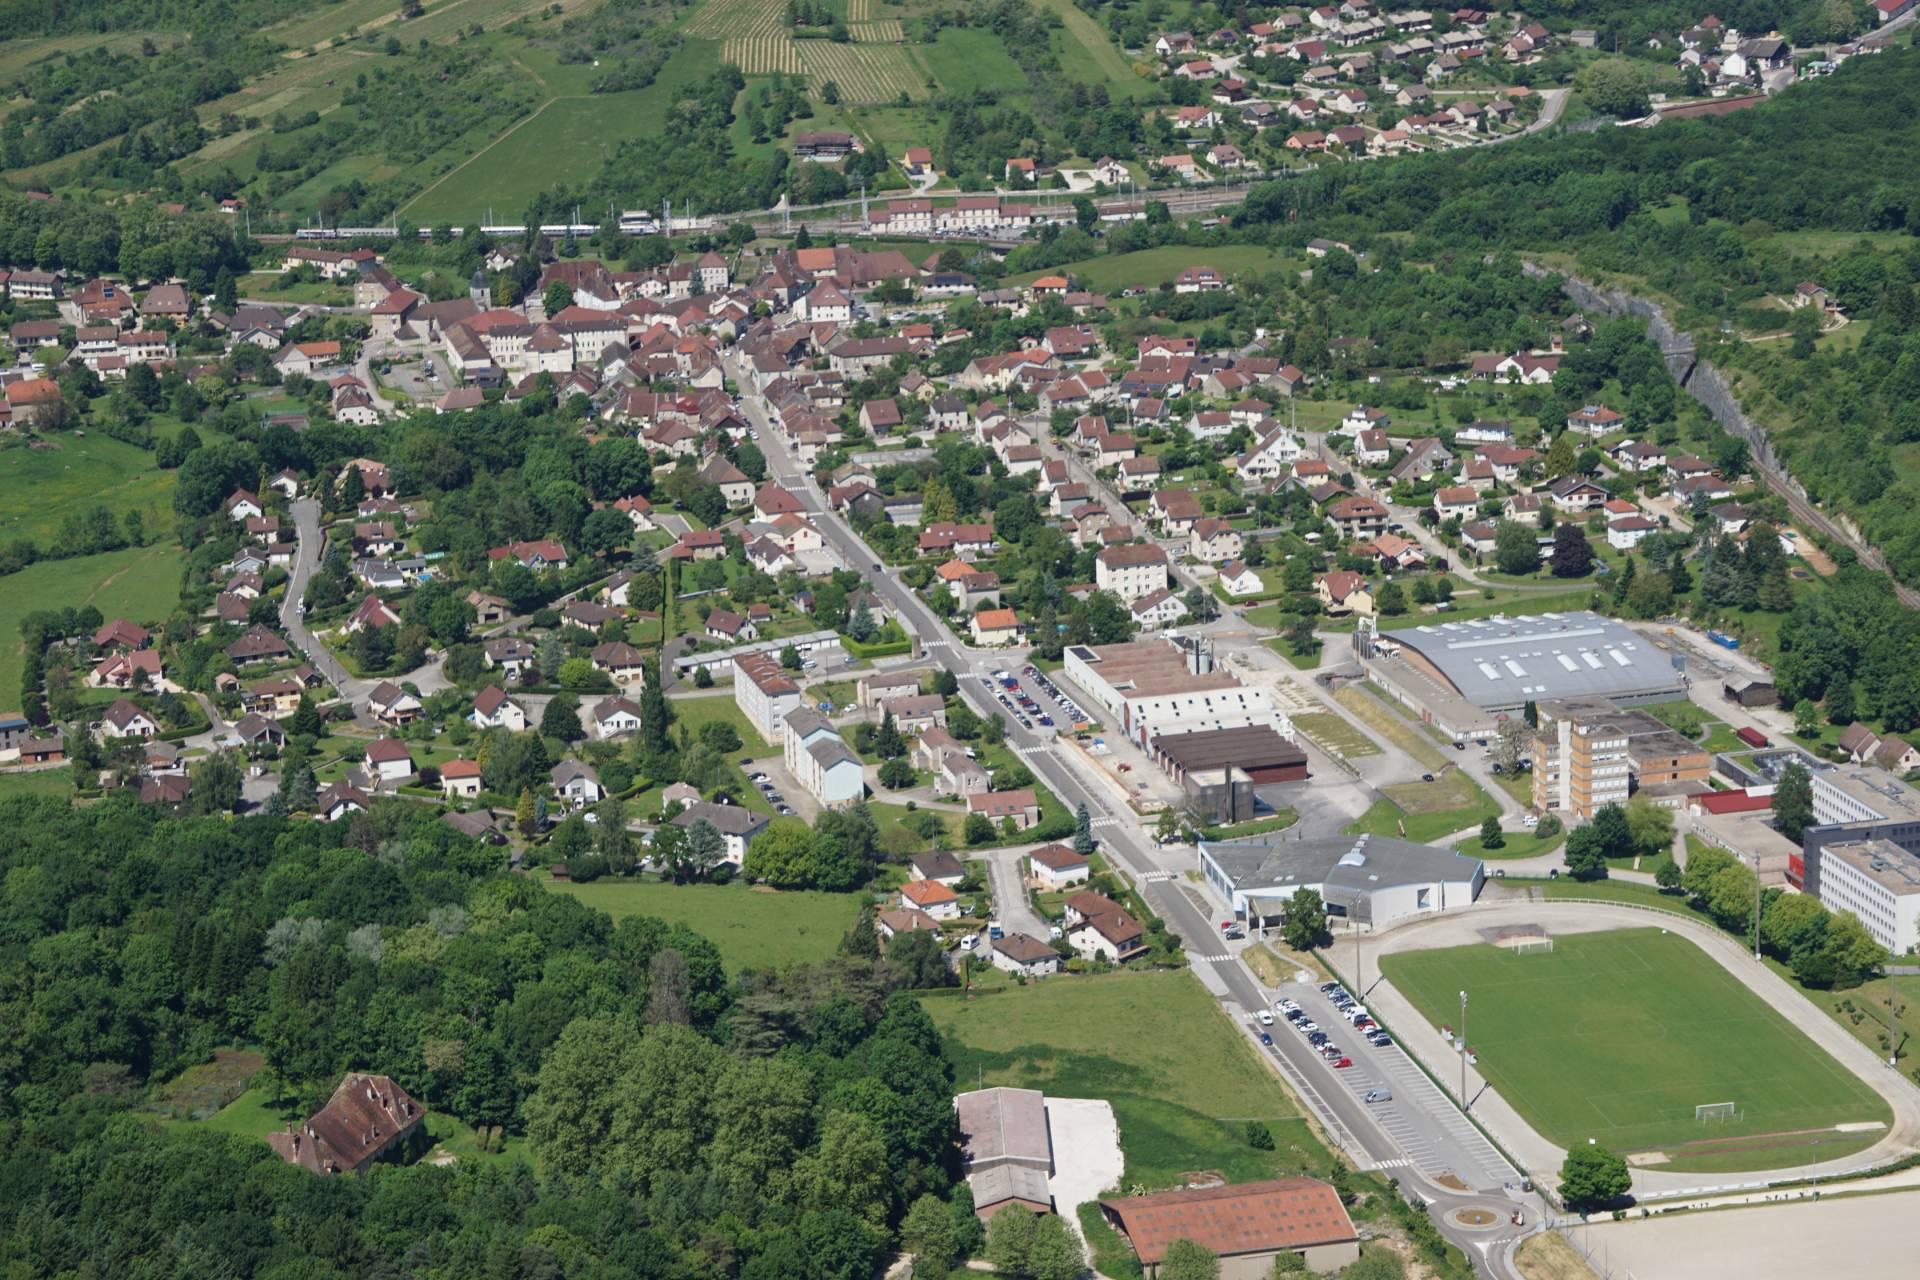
0, 543, 186, 710
538, 875, 861, 972
925, 969, 1332, 1190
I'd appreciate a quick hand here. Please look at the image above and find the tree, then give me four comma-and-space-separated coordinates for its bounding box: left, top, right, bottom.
1072, 196, 1098, 233
288, 694, 324, 738
901, 1194, 959, 1278
542, 694, 584, 742
1160, 1239, 1221, 1280
1793, 698, 1821, 738
542, 280, 574, 316
875, 708, 905, 758
1493, 520, 1539, 575
1575, 58, 1651, 118
1559, 1144, 1631, 1212
1564, 825, 1608, 880
1073, 801, 1095, 856
189, 750, 243, 815
1479, 816, 1504, 849
988, 1209, 1084, 1280
679, 818, 725, 881
1654, 856, 1682, 890
848, 602, 877, 642
1775, 758, 1813, 843
1491, 718, 1527, 773
1624, 796, 1674, 861
964, 813, 995, 845
780, 644, 801, 670
878, 758, 915, 788
1550, 524, 1593, 578
1375, 581, 1407, 615
1282, 887, 1327, 949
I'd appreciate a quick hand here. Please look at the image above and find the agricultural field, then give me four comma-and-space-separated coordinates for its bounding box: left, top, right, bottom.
925, 969, 1330, 1189
0, 544, 187, 711
1379, 928, 1890, 1172
1031, 0, 1154, 99
689, 0, 927, 99
404, 38, 723, 223
918, 28, 1026, 96
538, 874, 862, 972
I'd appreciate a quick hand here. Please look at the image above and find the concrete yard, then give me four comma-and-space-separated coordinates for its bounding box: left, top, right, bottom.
1042, 1096, 1122, 1238
1581, 1190, 1920, 1280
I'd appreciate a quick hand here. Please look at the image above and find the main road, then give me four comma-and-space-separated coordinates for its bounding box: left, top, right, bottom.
730, 356, 1541, 1276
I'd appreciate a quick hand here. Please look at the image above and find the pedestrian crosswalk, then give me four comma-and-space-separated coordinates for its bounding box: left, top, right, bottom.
1090, 816, 1127, 830
1190, 953, 1238, 965
1369, 1158, 1415, 1171
1141, 870, 1177, 883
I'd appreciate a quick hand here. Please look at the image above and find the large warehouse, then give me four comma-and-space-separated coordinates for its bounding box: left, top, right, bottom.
1199, 833, 1484, 928
1359, 611, 1685, 739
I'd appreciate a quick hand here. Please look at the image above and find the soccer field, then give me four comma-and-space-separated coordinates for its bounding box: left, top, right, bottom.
1379, 928, 1890, 1171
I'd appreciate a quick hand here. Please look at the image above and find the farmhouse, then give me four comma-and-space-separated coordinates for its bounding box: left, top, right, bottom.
1100, 1179, 1359, 1276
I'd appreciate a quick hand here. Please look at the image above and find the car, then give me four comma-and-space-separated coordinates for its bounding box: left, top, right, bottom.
749, 773, 767, 781
1319, 982, 1343, 994
1280, 999, 1301, 1012
1330, 1057, 1353, 1069
959, 934, 976, 951
1420, 772, 1435, 783
1307, 1032, 1329, 1045
1259, 1031, 1273, 1046
1284, 1010, 1305, 1024
1257, 1009, 1274, 1026
777, 806, 794, 816
872, 563, 883, 573
1454, 741, 1466, 751
1474, 738, 1488, 747
1364, 1087, 1393, 1103
1038, 715, 1055, 726
1368, 1032, 1392, 1047
1298, 1020, 1318, 1033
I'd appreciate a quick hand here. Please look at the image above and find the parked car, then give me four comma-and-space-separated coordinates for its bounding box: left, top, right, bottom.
1364, 1087, 1393, 1103
1330, 1057, 1353, 1069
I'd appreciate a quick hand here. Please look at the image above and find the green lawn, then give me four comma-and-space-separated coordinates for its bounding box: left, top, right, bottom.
1007, 244, 1298, 292
0, 767, 73, 800
0, 543, 185, 711
539, 874, 859, 973
1379, 928, 1890, 1172
1377, 589, 1598, 631
926, 970, 1331, 1190
1346, 773, 1500, 845
169, 1084, 298, 1139
1030, 0, 1154, 99
666, 691, 775, 756
0, 433, 177, 545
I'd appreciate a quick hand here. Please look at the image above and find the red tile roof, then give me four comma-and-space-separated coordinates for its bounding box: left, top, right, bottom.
1100, 1178, 1356, 1265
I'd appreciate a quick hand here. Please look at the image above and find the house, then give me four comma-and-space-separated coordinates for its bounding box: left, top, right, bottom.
487, 539, 569, 572
440, 759, 484, 799
591, 641, 649, 685
968, 788, 1042, 831
783, 708, 867, 809
89, 648, 164, 690
1028, 843, 1091, 889
227, 625, 290, 664
362, 737, 414, 785
989, 933, 1061, 978
139, 774, 193, 806
1062, 891, 1148, 963
971, 608, 1021, 647
1131, 588, 1189, 631
3, 377, 64, 426
910, 848, 968, 888
551, 760, 604, 806
671, 801, 770, 865
1327, 496, 1390, 539
1190, 519, 1244, 564
1175, 264, 1225, 293
877, 908, 943, 942
366, 681, 422, 726
899, 878, 963, 921
1218, 560, 1265, 598
1317, 571, 1374, 617
266, 1074, 426, 1176
1566, 404, 1625, 437
315, 781, 371, 822
1607, 514, 1659, 550
1546, 475, 1608, 512
99, 698, 159, 740
879, 693, 948, 735
344, 594, 402, 634
1432, 486, 1480, 523
590, 695, 644, 740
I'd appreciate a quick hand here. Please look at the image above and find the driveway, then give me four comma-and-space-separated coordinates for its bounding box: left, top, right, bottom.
980, 844, 1049, 939
1045, 1097, 1122, 1235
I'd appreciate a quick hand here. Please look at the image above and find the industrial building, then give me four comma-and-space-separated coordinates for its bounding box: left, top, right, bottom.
1532, 696, 1711, 818
1198, 833, 1484, 928
954, 1087, 1054, 1220
1151, 724, 1310, 825
1359, 612, 1686, 739
1064, 635, 1289, 752
1099, 1178, 1359, 1277
1802, 766, 1920, 901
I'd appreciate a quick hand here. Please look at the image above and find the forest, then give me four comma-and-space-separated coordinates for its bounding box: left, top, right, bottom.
0, 794, 974, 1279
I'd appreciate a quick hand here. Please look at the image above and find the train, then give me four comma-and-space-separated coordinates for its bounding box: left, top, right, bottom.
291, 213, 710, 241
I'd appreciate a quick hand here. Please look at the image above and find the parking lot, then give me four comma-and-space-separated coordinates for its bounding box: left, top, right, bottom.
743, 758, 810, 822
980, 665, 1090, 735
1263, 979, 1516, 1189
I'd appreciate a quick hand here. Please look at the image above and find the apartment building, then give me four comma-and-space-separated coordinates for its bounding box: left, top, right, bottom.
735, 651, 802, 745
1531, 697, 1710, 818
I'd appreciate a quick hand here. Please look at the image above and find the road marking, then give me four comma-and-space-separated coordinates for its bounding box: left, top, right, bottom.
1370, 1158, 1415, 1170
1189, 953, 1237, 965
1141, 870, 1177, 883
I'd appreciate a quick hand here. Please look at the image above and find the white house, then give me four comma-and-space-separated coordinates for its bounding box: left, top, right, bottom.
470, 686, 527, 731
1029, 842, 1091, 889
1218, 560, 1265, 598
551, 760, 604, 806
590, 695, 644, 740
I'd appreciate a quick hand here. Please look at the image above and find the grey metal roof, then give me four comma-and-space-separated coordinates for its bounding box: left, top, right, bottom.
1202, 834, 1481, 895
1379, 611, 1682, 707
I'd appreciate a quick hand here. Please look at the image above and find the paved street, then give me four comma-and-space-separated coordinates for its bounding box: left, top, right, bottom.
283, 497, 370, 709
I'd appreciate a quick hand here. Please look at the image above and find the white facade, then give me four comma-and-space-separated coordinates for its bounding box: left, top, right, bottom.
1817, 839, 1920, 955
735, 654, 802, 745
1093, 549, 1170, 601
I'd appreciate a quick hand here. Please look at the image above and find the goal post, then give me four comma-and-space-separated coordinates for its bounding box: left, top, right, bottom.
1696, 1101, 1737, 1123
1508, 938, 1554, 955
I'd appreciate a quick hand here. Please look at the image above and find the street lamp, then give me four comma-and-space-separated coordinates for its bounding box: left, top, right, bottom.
1459, 989, 1469, 1111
